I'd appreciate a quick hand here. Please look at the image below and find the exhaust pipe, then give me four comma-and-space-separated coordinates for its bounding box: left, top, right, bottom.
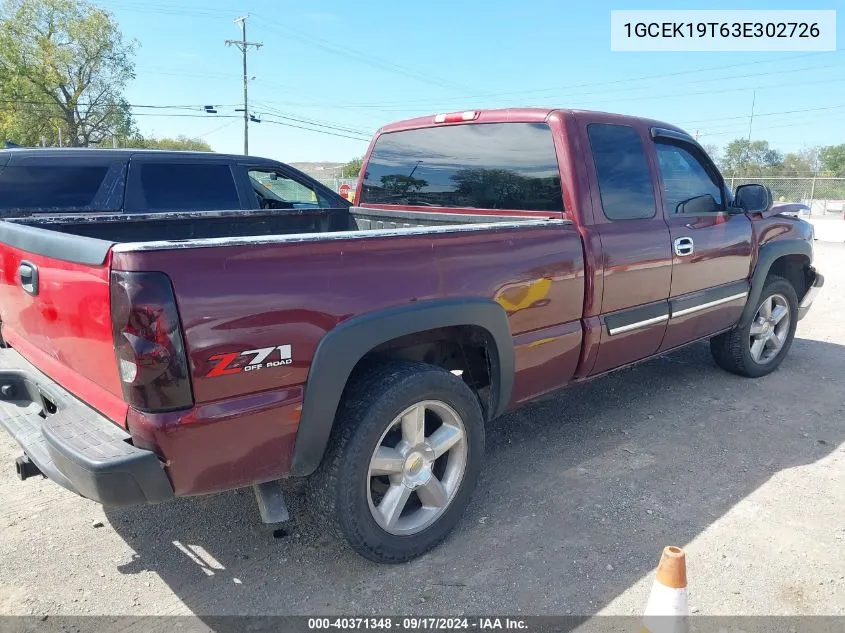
15, 455, 42, 480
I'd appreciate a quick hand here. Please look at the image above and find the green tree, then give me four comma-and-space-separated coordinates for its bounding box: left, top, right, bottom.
720, 138, 783, 177
0, 0, 136, 147
819, 144, 845, 176
380, 174, 427, 195
776, 148, 819, 177
341, 157, 363, 178
125, 134, 212, 152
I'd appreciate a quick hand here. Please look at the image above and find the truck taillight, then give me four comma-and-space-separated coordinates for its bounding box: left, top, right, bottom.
433, 110, 479, 123
110, 271, 193, 412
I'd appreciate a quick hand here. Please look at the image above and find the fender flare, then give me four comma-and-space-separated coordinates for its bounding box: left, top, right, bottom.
739, 239, 812, 328
289, 299, 515, 476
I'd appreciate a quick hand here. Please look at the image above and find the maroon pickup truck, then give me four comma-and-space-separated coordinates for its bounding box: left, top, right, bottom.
0, 108, 823, 563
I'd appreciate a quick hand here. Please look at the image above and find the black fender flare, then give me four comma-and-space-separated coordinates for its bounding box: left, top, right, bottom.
289, 299, 515, 476
739, 239, 812, 328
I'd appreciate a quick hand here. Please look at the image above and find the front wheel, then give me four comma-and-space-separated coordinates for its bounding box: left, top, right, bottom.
710, 275, 799, 378
310, 361, 485, 563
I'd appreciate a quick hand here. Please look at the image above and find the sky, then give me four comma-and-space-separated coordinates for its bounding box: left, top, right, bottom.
98, 0, 845, 163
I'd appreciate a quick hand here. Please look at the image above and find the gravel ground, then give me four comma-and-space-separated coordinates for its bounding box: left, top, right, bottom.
0, 243, 843, 618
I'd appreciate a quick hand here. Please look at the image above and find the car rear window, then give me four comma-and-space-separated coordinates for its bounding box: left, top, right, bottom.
0, 164, 121, 211
360, 122, 563, 212
138, 162, 240, 211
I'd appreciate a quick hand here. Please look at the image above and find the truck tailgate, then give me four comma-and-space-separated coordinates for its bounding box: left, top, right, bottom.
0, 241, 127, 425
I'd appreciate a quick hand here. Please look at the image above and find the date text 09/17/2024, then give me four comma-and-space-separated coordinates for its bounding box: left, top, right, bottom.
307, 618, 529, 630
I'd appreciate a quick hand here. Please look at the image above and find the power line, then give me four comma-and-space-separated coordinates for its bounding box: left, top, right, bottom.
677, 103, 845, 126
281, 52, 838, 109
249, 13, 475, 94
259, 118, 370, 141
131, 113, 239, 118
0, 99, 239, 110
198, 118, 239, 138
0, 98, 374, 138
252, 102, 373, 136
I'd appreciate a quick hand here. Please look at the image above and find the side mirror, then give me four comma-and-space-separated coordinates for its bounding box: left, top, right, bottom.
734, 183, 772, 213
677, 194, 718, 215
269, 173, 278, 181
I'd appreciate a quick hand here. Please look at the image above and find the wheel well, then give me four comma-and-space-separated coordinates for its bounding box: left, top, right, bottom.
350, 326, 498, 420
768, 254, 811, 299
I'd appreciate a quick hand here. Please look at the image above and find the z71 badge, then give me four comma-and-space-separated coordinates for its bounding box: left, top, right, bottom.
205, 345, 292, 377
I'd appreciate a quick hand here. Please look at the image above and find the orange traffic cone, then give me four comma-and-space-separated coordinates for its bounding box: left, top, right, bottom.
641, 546, 689, 633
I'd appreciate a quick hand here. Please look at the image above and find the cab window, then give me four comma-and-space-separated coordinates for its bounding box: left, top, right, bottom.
655, 143, 723, 214
249, 169, 323, 209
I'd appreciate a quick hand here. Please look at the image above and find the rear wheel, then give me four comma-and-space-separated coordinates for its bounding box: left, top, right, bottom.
310, 361, 485, 563
710, 275, 798, 378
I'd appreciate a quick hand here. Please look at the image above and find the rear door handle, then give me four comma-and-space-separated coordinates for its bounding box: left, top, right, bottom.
673, 237, 694, 257
19, 261, 39, 296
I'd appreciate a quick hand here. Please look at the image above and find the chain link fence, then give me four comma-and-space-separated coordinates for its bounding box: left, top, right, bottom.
727, 177, 845, 217
315, 177, 359, 202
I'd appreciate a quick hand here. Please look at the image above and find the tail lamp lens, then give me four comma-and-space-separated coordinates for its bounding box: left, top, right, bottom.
110, 271, 193, 412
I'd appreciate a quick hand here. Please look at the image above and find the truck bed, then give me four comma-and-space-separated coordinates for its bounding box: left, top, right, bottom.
0, 199, 582, 498
3, 206, 546, 244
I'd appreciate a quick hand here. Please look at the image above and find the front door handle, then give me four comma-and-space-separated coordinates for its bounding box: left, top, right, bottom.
19, 261, 39, 296
674, 237, 694, 257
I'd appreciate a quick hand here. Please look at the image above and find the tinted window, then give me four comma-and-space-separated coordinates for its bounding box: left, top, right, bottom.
139, 163, 239, 211
0, 165, 114, 210
360, 123, 563, 212
587, 124, 656, 220
655, 143, 722, 214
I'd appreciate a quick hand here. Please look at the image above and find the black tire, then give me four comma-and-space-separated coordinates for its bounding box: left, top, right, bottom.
310, 361, 485, 563
710, 275, 799, 378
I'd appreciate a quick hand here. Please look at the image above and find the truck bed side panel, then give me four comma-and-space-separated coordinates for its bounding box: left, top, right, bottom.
112, 222, 584, 494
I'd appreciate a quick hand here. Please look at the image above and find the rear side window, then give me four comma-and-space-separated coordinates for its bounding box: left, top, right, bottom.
587, 124, 656, 220
360, 122, 563, 212
139, 163, 240, 211
0, 164, 120, 211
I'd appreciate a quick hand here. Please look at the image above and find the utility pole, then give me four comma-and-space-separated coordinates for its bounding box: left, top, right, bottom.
693, 129, 701, 140
741, 89, 756, 173
226, 15, 262, 155
747, 89, 756, 142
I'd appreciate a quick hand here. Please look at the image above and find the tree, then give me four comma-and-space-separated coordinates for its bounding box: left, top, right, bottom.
720, 138, 783, 177
380, 174, 427, 195
0, 0, 136, 147
819, 144, 845, 176
701, 143, 721, 165
776, 148, 819, 177
341, 157, 363, 178
126, 134, 213, 152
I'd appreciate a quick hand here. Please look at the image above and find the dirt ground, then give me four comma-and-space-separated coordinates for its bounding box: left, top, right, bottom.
0, 243, 843, 618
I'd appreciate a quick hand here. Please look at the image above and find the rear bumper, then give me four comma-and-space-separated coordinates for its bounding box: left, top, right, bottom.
0, 348, 174, 506
798, 268, 824, 321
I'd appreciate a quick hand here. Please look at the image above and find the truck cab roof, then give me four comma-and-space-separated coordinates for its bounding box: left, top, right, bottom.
379, 107, 689, 137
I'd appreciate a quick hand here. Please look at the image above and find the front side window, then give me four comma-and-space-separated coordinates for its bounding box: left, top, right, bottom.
139, 162, 239, 211
249, 169, 321, 209
655, 143, 722, 214
360, 122, 563, 212
587, 123, 656, 220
